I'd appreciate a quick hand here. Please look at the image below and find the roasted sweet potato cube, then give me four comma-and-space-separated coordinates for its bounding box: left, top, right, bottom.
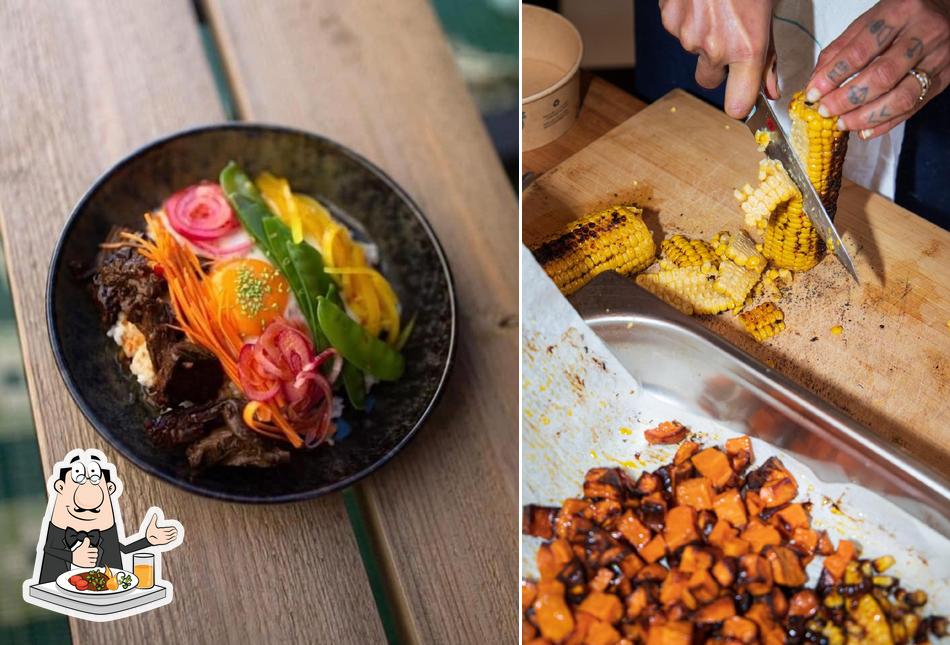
589, 567, 614, 593
775, 503, 809, 531
723, 537, 751, 557
664, 506, 700, 551
618, 511, 652, 550
744, 603, 785, 645
579, 591, 623, 624
640, 493, 668, 533
524, 505, 560, 538
556, 500, 593, 540
678, 545, 713, 573
725, 436, 754, 473
526, 639, 554, 645
823, 539, 857, 580
620, 552, 645, 578
696, 596, 736, 623
659, 570, 689, 607
639, 534, 667, 564
738, 554, 773, 595
712, 558, 736, 587
591, 499, 623, 526
537, 544, 560, 579
564, 612, 594, 645
584, 467, 632, 500
585, 620, 621, 645
744, 490, 765, 517
764, 545, 806, 587
691, 448, 733, 488
788, 527, 818, 558
788, 590, 819, 618
759, 477, 797, 508
675, 477, 714, 510
816, 530, 835, 556
636, 563, 669, 582
673, 440, 701, 465
740, 520, 781, 554
522, 579, 538, 612
713, 488, 748, 527
644, 420, 689, 444
688, 569, 720, 603
645, 620, 692, 645
551, 538, 574, 565
625, 586, 649, 620
722, 616, 758, 643
534, 579, 575, 641
769, 587, 788, 617
708, 519, 737, 547
636, 472, 661, 495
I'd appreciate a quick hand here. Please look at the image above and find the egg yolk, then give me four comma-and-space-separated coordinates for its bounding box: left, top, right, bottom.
210, 259, 290, 337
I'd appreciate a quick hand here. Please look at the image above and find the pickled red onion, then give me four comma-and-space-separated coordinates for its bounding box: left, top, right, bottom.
164, 182, 238, 241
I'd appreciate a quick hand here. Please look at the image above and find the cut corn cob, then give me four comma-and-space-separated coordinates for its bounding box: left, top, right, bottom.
739, 302, 786, 342
762, 194, 821, 272
711, 230, 766, 273
715, 259, 761, 306
636, 266, 733, 316
660, 234, 717, 270
533, 205, 656, 295
734, 159, 800, 231
789, 91, 849, 218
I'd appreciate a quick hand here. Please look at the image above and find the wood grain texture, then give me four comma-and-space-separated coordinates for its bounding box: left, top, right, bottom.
524, 90, 950, 474
523, 74, 647, 177
204, 1, 519, 641
0, 2, 384, 642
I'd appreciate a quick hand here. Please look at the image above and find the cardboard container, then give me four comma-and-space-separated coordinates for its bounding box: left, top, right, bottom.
522, 6, 583, 151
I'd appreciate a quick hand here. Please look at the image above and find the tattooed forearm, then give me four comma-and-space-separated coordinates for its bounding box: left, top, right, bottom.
906, 37, 924, 59
848, 85, 869, 105
827, 61, 850, 83
869, 19, 895, 47
867, 105, 892, 125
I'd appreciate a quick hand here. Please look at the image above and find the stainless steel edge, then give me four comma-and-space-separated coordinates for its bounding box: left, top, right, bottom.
570, 272, 950, 535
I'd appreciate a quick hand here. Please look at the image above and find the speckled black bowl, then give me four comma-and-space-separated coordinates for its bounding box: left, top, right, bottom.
47, 124, 455, 502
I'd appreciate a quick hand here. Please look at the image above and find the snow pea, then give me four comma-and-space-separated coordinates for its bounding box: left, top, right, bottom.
327, 284, 366, 410
317, 297, 404, 381
219, 162, 271, 250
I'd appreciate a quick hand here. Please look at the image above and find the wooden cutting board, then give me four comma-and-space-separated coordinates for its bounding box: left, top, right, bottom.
523, 89, 950, 474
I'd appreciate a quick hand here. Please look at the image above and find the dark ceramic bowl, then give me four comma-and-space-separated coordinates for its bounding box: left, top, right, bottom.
47, 124, 455, 502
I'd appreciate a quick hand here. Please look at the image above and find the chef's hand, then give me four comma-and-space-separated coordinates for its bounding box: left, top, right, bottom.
806, 0, 950, 139
71, 537, 98, 568
660, 0, 780, 119
145, 513, 178, 546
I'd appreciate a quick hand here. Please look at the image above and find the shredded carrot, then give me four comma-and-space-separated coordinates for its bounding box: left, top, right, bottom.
123, 214, 303, 448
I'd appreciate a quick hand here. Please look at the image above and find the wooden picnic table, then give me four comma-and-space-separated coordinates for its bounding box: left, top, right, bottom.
0, 1, 516, 643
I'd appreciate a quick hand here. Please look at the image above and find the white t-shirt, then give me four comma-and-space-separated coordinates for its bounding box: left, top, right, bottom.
772, 0, 903, 198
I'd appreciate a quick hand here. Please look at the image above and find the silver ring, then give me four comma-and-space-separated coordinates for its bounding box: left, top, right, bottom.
908, 68, 931, 102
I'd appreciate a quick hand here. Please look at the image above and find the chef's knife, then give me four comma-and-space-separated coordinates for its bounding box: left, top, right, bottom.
744, 92, 859, 283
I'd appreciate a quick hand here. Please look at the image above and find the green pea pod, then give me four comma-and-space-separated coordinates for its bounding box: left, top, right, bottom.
326, 283, 367, 410
317, 297, 404, 381
286, 239, 334, 306
220, 162, 271, 251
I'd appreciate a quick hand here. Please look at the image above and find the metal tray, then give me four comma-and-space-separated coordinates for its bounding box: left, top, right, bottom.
569, 272, 950, 537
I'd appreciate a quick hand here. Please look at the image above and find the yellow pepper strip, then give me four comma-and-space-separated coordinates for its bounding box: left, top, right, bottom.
254, 173, 402, 344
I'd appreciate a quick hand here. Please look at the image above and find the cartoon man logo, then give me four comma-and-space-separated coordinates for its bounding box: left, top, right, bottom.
22, 449, 183, 621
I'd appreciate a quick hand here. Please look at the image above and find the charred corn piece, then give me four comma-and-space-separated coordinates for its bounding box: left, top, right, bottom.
712, 230, 766, 272
533, 205, 655, 296
874, 555, 896, 573
636, 267, 733, 316
848, 594, 894, 645
762, 193, 822, 272
739, 302, 786, 342
753, 268, 794, 300
734, 158, 800, 231
661, 234, 717, 269
715, 259, 760, 306
789, 91, 849, 217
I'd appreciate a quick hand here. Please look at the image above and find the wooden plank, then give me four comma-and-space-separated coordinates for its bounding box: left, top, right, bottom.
204, 1, 519, 640
0, 2, 384, 642
524, 90, 950, 473
523, 73, 647, 177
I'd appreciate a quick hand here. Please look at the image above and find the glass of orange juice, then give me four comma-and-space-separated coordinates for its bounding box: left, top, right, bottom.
133, 553, 154, 589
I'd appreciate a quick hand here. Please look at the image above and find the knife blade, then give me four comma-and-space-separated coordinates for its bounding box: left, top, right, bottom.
744, 92, 859, 283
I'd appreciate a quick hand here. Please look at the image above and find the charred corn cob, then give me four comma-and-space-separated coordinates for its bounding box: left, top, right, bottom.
715, 259, 760, 307
753, 267, 794, 300
789, 91, 849, 217
636, 267, 733, 316
711, 230, 766, 272
738, 301, 786, 341
660, 234, 717, 270
533, 205, 656, 295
